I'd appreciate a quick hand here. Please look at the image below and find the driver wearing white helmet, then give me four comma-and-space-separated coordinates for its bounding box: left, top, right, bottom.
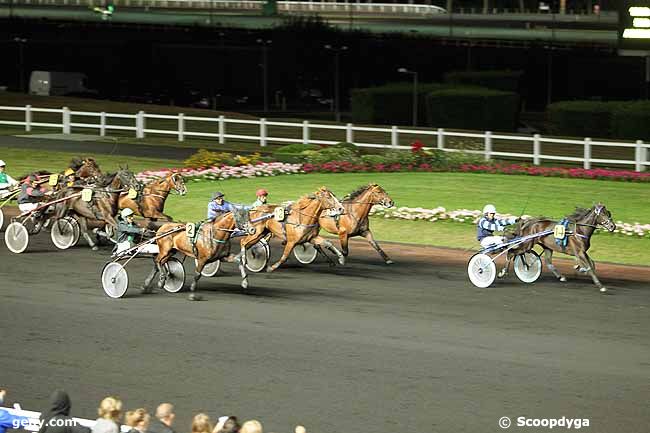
115, 208, 157, 254
477, 204, 518, 248
0, 160, 18, 193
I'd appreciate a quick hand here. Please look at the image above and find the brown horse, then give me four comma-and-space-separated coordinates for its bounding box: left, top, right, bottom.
241, 186, 346, 272
53, 169, 142, 250
118, 173, 186, 220
318, 183, 395, 264
502, 203, 616, 292
146, 207, 251, 301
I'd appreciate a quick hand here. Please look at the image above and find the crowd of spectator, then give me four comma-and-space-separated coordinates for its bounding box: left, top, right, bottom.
0, 389, 306, 433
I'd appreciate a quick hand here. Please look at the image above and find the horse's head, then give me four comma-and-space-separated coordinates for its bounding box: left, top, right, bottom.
232, 206, 253, 234
114, 168, 144, 193
170, 173, 187, 196
71, 157, 101, 179
368, 183, 394, 208
593, 203, 616, 232
315, 186, 345, 217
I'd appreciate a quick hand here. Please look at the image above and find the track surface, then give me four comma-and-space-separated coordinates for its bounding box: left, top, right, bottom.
1, 234, 649, 433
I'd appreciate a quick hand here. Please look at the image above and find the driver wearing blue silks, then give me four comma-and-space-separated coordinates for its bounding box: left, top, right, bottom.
477, 204, 518, 248
207, 191, 236, 221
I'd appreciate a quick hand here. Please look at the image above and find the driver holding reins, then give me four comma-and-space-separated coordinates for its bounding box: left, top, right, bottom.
476, 204, 519, 248
0, 160, 18, 193
207, 191, 235, 221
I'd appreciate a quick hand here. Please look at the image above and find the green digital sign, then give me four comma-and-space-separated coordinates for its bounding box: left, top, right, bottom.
620, 1, 650, 52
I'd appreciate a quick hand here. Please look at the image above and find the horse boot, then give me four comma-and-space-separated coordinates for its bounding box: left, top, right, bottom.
187, 280, 203, 301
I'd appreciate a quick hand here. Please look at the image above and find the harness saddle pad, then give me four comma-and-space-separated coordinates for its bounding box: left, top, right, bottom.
81, 188, 93, 202
273, 206, 285, 221
48, 174, 59, 186
127, 188, 138, 199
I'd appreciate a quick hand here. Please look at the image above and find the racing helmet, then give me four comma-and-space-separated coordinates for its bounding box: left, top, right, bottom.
212, 191, 224, 200
0, 160, 6, 167
482, 204, 497, 215
256, 188, 268, 197
120, 208, 135, 219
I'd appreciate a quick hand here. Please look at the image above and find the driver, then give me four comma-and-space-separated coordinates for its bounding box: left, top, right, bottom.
0, 160, 18, 193
477, 204, 518, 248
17, 174, 46, 213
251, 188, 268, 208
207, 191, 235, 221
116, 208, 156, 253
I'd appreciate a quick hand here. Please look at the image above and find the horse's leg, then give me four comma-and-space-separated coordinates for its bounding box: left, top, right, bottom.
361, 230, 393, 264
576, 251, 606, 293
543, 247, 566, 282
267, 241, 296, 272
238, 247, 249, 288
498, 251, 513, 279
78, 216, 98, 251
141, 258, 159, 294
338, 230, 350, 257
312, 235, 345, 265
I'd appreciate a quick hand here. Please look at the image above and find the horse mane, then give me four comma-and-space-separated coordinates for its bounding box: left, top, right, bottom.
96, 172, 117, 187
566, 207, 592, 222
294, 193, 317, 209
344, 184, 373, 201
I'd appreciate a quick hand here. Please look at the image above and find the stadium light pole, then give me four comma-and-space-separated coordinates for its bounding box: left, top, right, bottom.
325, 44, 348, 123
398, 67, 418, 127
257, 39, 272, 113
14, 37, 27, 93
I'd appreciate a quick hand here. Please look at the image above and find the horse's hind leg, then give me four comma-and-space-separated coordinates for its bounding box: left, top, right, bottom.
78, 217, 98, 251
361, 230, 393, 265
267, 241, 296, 272
312, 236, 345, 266
187, 258, 205, 301
498, 251, 514, 279
543, 247, 566, 282
141, 258, 159, 294
577, 251, 606, 293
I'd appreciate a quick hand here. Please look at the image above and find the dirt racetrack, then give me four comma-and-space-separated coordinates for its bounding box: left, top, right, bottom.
1, 233, 649, 433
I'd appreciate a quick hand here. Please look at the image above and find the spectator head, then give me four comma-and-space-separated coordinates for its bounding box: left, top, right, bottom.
98, 397, 123, 422
191, 413, 212, 433
47, 390, 71, 417
125, 408, 150, 432
0, 388, 6, 405
222, 416, 240, 433
155, 403, 175, 427
295, 426, 306, 433
239, 420, 262, 433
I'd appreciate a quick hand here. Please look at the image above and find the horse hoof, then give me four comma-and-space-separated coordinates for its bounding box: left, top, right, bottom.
266, 266, 273, 273
338, 256, 345, 265
91, 246, 99, 251
241, 279, 248, 289
560, 277, 567, 282
188, 293, 203, 301
140, 286, 152, 294
497, 270, 507, 279
385, 259, 394, 265
600, 287, 607, 293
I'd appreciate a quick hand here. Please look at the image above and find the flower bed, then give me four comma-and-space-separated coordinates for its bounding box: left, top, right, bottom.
458, 163, 650, 182
137, 162, 303, 183
369, 206, 650, 238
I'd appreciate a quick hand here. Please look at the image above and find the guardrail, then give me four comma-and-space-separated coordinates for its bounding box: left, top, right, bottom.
1, 405, 131, 433
7, 0, 447, 15
0, 104, 647, 172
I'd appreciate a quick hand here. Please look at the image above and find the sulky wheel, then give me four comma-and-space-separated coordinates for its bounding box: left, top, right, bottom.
513, 251, 543, 284
292, 242, 318, 264
163, 257, 186, 293
101, 262, 129, 298
4, 221, 29, 254
50, 218, 78, 250
467, 253, 497, 288
199, 260, 221, 277
0, 208, 4, 231
245, 239, 270, 273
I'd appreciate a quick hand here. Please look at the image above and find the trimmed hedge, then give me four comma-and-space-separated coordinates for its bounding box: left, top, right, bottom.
546, 101, 621, 139
425, 87, 520, 131
351, 82, 448, 125
612, 101, 650, 141
272, 143, 321, 163
444, 70, 523, 92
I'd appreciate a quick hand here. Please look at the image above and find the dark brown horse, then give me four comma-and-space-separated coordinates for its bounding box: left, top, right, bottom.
240, 186, 346, 272
146, 207, 251, 301
318, 183, 395, 264
503, 204, 616, 292
53, 169, 142, 250
118, 172, 186, 220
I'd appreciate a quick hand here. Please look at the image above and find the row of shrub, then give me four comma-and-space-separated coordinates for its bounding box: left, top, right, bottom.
350, 70, 522, 132
546, 100, 650, 140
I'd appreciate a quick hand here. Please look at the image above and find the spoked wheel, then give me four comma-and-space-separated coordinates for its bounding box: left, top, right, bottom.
4, 222, 29, 254
467, 253, 497, 288
163, 257, 186, 293
198, 259, 221, 278
293, 242, 318, 264
245, 239, 270, 273
50, 217, 79, 250
102, 262, 129, 298
513, 251, 543, 283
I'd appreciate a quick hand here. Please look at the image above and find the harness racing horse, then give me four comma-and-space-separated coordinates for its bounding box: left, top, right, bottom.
146, 207, 251, 301
318, 183, 395, 264
53, 169, 143, 250
503, 204, 616, 292
118, 172, 187, 221
241, 186, 346, 272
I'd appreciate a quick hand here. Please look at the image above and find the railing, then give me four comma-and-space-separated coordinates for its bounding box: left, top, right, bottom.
8, 0, 446, 15
1, 405, 131, 433
0, 104, 648, 172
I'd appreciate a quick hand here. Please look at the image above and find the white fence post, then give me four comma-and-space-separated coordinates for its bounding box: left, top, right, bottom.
346, 123, 353, 143
218, 115, 225, 144
62, 107, 71, 134
583, 137, 591, 169
100, 112, 106, 137
533, 134, 541, 165
635, 140, 646, 172
260, 118, 267, 147
136, 111, 145, 139
437, 128, 444, 149
302, 120, 310, 144
25, 105, 31, 132
178, 113, 184, 142
484, 131, 492, 161
391, 126, 398, 148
